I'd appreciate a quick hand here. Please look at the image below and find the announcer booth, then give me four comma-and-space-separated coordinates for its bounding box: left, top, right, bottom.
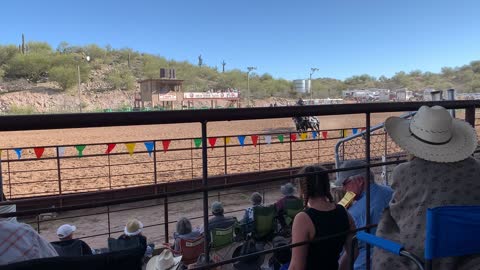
182, 92, 241, 109
137, 68, 184, 110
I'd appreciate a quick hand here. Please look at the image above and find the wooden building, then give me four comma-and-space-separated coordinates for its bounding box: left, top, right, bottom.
136, 69, 184, 110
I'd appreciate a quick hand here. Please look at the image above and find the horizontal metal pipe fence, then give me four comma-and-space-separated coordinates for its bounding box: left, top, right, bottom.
2, 127, 373, 200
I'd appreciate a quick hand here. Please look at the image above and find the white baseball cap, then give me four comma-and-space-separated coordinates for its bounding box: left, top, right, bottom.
57, 224, 76, 239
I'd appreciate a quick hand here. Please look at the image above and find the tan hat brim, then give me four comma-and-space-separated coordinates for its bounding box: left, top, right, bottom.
385, 116, 477, 163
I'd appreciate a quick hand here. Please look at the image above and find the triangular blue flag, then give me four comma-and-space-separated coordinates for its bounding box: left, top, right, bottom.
237, 135, 246, 146
352, 128, 358, 134
312, 131, 318, 139
14, 148, 22, 159
144, 141, 154, 157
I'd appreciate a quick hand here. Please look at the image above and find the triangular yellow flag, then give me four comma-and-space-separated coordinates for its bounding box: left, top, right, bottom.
125, 143, 136, 156
225, 137, 231, 144
343, 129, 349, 137
300, 133, 308, 140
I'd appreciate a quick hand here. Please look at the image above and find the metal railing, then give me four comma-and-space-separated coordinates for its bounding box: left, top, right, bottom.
0, 100, 478, 269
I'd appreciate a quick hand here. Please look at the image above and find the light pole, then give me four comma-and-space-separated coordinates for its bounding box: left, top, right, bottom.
77, 55, 90, 113
309, 67, 319, 101
246, 66, 256, 107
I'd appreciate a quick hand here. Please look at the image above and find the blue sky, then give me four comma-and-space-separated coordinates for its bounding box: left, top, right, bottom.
1, 0, 479, 80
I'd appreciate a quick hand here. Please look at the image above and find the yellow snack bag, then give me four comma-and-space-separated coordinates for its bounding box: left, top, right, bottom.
338, 191, 356, 208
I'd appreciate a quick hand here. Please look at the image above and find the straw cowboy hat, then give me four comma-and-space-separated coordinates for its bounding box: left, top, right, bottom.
385, 105, 477, 163
146, 249, 182, 270
124, 218, 143, 236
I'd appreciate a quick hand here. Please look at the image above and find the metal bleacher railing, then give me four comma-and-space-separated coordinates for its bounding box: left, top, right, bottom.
0, 100, 478, 270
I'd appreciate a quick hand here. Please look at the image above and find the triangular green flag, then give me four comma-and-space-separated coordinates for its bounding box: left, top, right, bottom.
277, 134, 284, 143
194, 138, 202, 148
75, 145, 86, 157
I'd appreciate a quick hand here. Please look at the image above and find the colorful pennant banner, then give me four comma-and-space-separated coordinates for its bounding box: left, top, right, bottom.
208, 137, 217, 149
322, 131, 328, 139
194, 138, 202, 148
58, 146, 66, 157
225, 137, 231, 144
34, 147, 45, 159
352, 128, 358, 135
14, 148, 22, 159
162, 140, 171, 153
237, 135, 246, 146
290, 133, 297, 142
265, 135, 272, 145
251, 135, 259, 147
75, 145, 86, 157
277, 135, 284, 143
300, 133, 308, 140
125, 143, 136, 156
105, 143, 116, 154
144, 142, 154, 157
312, 131, 318, 139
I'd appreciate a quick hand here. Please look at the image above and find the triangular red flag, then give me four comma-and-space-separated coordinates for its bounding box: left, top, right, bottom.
321, 131, 328, 139
34, 147, 45, 159
105, 143, 116, 154
361, 127, 366, 132
208, 137, 217, 149
290, 133, 297, 142
251, 135, 259, 147
162, 140, 171, 153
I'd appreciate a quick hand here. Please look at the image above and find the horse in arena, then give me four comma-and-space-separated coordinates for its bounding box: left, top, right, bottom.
293, 116, 320, 133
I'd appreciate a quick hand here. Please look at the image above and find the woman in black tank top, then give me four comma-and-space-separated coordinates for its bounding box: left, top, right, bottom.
289, 165, 357, 270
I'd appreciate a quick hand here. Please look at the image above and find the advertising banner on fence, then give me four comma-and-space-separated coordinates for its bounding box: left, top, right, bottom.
158, 93, 178, 101
183, 92, 239, 99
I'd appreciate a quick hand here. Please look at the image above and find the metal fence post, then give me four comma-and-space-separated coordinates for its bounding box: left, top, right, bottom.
107, 205, 111, 237
201, 121, 210, 262
153, 141, 158, 186
289, 132, 293, 168
224, 136, 228, 174
164, 196, 169, 243
7, 151, 11, 199
107, 152, 112, 190
56, 147, 62, 196
465, 106, 476, 127
365, 112, 372, 270
258, 138, 261, 171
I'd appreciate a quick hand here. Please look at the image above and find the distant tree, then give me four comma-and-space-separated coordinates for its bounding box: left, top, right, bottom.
198, 54, 203, 67
26, 42, 53, 54
49, 65, 77, 90
56, 41, 70, 53
222, 60, 226, 73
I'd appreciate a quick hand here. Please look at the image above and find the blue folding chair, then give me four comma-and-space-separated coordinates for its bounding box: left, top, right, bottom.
356, 206, 480, 270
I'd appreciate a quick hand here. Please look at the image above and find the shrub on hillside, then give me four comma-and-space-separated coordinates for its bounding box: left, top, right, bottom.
0, 45, 19, 66
26, 42, 53, 54
9, 104, 36, 115
49, 66, 78, 90
106, 67, 136, 90
5, 53, 51, 82
0, 68, 4, 82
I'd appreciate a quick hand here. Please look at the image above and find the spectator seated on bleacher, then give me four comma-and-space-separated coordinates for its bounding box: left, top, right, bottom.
0, 221, 58, 265
51, 224, 93, 256
274, 183, 303, 229
173, 217, 202, 252
146, 249, 182, 270
208, 201, 237, 233
110, 218, 149, 255
240, 192, 263, 234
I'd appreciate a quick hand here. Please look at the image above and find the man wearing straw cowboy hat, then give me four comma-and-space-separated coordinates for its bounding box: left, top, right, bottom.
146, 249, 182, 270
373, 106, 480, 270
